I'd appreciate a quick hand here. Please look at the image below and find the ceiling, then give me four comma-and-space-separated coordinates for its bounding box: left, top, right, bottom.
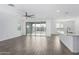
9, 4, 79, 20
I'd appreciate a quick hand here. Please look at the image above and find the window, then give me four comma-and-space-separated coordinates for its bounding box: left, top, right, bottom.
56, 23, 63, 28
56, 23, 64, 34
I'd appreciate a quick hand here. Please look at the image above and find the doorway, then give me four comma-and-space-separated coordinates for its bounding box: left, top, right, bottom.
26, 22, 46, 36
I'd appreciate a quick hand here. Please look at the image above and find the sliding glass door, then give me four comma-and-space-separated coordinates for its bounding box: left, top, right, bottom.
26, 22, 32, 36
26, 22, 46, 36
40, 23, 46, 35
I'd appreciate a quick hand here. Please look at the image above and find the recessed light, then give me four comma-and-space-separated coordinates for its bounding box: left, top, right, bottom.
65, 12, 69, 14
56, 10, 60, 13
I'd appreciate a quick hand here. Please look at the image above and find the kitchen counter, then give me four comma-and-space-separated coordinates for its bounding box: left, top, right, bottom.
60, 34, 79, 36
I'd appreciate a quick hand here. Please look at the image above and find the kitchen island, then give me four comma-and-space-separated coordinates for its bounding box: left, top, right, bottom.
60, 34, 79, 53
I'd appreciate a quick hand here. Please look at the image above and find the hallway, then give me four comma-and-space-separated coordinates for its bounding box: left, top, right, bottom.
0, 35, 72, 55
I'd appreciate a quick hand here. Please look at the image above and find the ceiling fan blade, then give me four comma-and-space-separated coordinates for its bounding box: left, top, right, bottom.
25, 12, 34, 17
8, 4, 15, 7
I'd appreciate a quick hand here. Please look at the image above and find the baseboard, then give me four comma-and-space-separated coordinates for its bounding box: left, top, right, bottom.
0, 35, 22, 42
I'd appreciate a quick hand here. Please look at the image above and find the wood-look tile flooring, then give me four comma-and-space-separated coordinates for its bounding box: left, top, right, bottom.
0, 35, 74, 55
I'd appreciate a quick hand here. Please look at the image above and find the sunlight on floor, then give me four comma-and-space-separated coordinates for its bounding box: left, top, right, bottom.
54, 36, 61, 51
25, 36, 47, 54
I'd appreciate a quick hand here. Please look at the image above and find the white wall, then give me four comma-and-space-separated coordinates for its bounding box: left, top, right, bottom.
46, 19, 52, 36
63, 17, 79, 34
0, 5, 22, 41
63, 21, 75, 34
74, 18, 79, 34
51, 20, 57, 34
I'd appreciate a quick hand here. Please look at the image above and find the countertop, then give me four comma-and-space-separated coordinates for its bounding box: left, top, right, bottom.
60, 34, 79, 36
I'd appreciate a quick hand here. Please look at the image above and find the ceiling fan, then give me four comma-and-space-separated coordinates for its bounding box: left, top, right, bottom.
24, 12, 34, 18
8, 4, 35, 18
